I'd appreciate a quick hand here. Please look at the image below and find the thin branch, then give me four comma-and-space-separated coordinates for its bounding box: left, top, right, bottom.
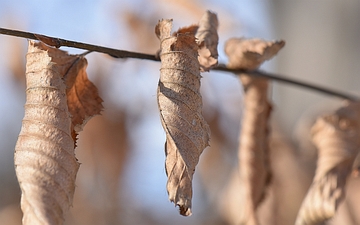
1, 27, 359, 101
213, 65, 359, 101
0, 27, 158, 61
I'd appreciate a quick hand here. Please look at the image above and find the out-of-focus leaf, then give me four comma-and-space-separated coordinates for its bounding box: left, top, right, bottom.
295, 101, 360, 225
225, 37, 284, 225
225, 38, 285, 70
156, 19, 210, 216
8, 38, 26, 84
122, 10, 159, 52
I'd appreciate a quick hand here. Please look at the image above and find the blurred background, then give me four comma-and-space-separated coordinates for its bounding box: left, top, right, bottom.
1, 0, 360, 224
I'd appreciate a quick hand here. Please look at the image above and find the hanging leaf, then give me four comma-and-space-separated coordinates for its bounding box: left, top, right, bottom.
14, 41, 103, 225
225, 37, 284, 225
226, 38, 285, 71
64, 57, 103, 142
195, 10, 219, 71
295, 101, 360, 225
37, 42, 103, 142
155, 19, 210, 216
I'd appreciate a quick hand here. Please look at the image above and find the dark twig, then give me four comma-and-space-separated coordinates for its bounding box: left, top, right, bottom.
0, 27, 359, 101
213, 64, 359, 101
0, 27, 158, 60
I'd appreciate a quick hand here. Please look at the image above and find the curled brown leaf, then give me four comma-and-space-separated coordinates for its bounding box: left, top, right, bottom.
225, 38, 285, 71
195, 10, 219, 71
237, 78, 272, 225
156, 19, 210, 216
35, 42, 103, 143
295, 101, 360, 225
224, 37, 284, 225
14, 41, 102, 225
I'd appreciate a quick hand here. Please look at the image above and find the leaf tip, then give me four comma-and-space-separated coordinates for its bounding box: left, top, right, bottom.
196, 10, 219, 71
155, 19, 173, 40
178, 205, 192, 217
168, 190, 193, 216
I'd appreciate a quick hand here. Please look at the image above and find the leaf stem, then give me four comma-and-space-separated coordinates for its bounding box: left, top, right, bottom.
1, 27, 358, 101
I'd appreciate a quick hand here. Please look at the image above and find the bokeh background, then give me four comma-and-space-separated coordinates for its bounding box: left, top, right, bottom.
1, 0, 360, 224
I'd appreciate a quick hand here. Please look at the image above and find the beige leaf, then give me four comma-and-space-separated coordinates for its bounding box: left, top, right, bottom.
156, 19, 210, 216
295, 101, 360, 225
36, 42, 103, 143
14, 41, 102, 225
195, 10, 219, 71
225, 38, 285, 70
225, 37, 279, 225
238, 79, 272, 225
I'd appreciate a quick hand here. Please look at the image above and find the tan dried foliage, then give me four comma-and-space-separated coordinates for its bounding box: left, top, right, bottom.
8, 38, 26, 84
157, 0, 205, 17
36, 42, 103, 142
155, 19, 210, 216
195, 10, 219, 71
122, 10, 159, 52
64, 58, 103, 142
14, 41, 103, 225
225, 38, 284, 225
237, 78, 272, 225
225, 38, 285, 71
295, 101, 360, 225
67, 112, 129, 225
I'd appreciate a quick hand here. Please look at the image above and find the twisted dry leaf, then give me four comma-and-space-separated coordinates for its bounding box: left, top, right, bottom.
37, 42, 103, 142
195, 10, 219, 71
237, 78, 272, 225
156, 19, 210, 216
295, 101, 360, 225
225, 38, 284, 225
14, 41, 102, 225
225, 38, 285, 71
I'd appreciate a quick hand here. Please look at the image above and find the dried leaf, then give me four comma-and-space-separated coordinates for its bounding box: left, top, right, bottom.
225, 38, 285, 71
174, 25, 199, 36
295, 101, 360, 225
8, 37, 26, 84
195, 10, 219, 71
225, 37, 280, 225
237, 78, 272, 225
64, 59, 103, 141
122, 10, 159, 52
36, 42, 103, 142
69, 111, 129, 225
156, 19, 210, 216
156, 0, 205, 17
14, 41, 102, 225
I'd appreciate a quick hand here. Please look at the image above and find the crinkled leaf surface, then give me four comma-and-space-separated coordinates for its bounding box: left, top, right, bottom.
156, 19, 210, 216
39, 42, 103, 142
14, 41, 102, 225
195, 10, 219, 71
296, 101, 360, 225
